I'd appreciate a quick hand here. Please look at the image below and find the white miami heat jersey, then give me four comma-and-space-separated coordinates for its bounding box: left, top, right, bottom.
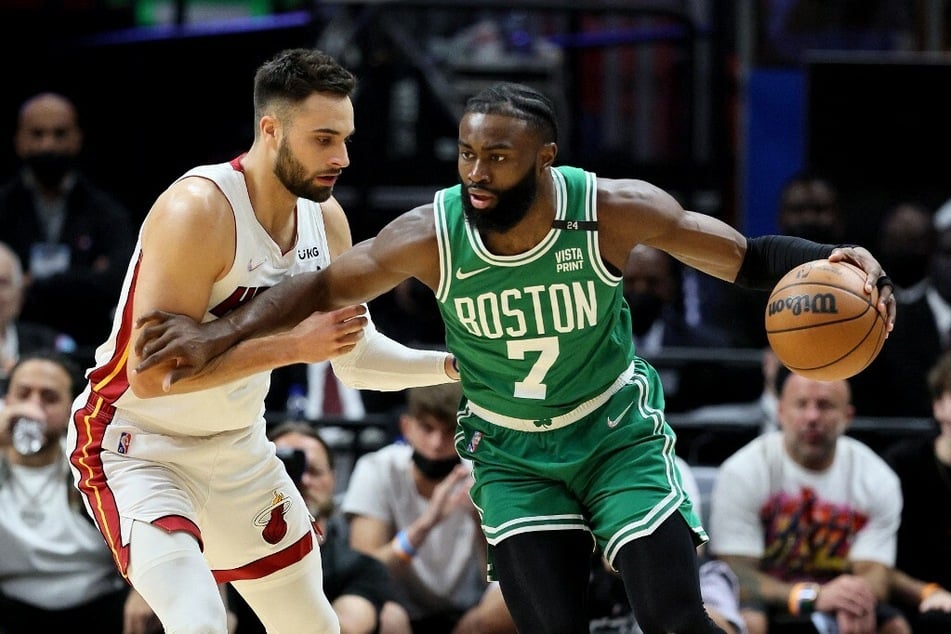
80, 158, 331, 435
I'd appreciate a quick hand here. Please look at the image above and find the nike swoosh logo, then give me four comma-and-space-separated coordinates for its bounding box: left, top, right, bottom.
248, 257, 267, 272
607, 402, 634, 428
455, 266, 490, 280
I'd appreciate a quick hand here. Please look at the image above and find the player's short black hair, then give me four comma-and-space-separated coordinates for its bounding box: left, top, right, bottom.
253, 48, 356, 119
464, 82, 558, 144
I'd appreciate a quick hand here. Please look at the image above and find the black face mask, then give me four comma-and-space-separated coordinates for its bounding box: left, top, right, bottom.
411, 450, 461, 481
625, 292, 664, 336
882, 252, 930, 289
24, 151, 75, 189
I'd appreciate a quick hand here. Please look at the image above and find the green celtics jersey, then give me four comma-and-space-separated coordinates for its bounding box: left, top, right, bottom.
433, 165, 635, 421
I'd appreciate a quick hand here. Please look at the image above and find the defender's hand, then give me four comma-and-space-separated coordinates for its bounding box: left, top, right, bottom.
134, 311, 221, 376
284, 306, 368, 364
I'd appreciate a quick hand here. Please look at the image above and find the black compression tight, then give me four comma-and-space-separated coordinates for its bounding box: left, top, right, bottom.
492, 513, 726, 634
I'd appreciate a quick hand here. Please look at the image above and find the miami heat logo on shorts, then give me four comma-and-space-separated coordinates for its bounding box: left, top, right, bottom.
253, 490, 292, 544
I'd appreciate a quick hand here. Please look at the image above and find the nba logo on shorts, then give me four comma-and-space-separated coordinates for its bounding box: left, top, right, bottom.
467, 431, 483, 453
117, 432, 132, 454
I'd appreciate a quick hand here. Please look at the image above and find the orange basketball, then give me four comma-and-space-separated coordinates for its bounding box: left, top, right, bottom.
765, 259, 887, 381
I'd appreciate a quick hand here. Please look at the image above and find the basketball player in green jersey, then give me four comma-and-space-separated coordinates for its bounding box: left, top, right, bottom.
134, 83, 897, 633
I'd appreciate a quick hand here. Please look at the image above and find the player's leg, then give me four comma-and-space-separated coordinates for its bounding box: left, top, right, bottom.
128, 520, 230, 634
613, 513, 725, 634
231, 547, 339, 634
491, 529, 592, 633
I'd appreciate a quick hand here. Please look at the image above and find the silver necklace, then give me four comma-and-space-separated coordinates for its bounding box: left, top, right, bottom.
7, 460, 65, 527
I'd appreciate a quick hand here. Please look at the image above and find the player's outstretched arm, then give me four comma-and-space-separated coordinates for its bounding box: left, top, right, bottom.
135, 304, 369, 393
136, 205, 440, 388
134, 268, 332, 376
130, 177, 370, 396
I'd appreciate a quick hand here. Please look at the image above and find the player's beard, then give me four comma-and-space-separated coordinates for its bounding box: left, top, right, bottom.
275, 138, 335, 202
460, 166, 538, 234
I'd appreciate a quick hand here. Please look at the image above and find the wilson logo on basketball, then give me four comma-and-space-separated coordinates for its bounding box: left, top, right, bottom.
765, 259, 886, 381
766, 293, 838, 317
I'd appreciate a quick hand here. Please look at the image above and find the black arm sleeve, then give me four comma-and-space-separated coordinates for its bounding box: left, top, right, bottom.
734, 235, 836, 290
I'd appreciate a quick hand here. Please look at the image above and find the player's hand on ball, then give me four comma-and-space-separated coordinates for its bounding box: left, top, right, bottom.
827, 245, 896, 333
766, 260, 887, 380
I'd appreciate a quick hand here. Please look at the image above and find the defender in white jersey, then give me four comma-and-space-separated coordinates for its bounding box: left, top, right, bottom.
66, 49, 456, 634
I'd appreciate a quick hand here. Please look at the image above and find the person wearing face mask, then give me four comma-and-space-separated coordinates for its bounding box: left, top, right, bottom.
876, 202, 934, 304
341, 382, 516, 634
0, 92, 135, 365
852, 200, 948, 418
623, 244, 731, 357
623, 244, 734, 412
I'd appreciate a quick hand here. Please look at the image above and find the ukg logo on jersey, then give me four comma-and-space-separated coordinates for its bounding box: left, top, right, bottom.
298, 246, 321, 260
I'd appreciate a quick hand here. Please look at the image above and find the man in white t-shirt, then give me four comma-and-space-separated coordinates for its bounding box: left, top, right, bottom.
709, 373, 910, 634
341, 382, 515, 633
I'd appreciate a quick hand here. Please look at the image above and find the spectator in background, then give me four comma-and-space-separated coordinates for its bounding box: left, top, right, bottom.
774, 172, 847, 245
884, 351, 951, 633
623, 244, 731, 357
342, 382, 516, 634
0, 350, 159, 633
710, 372, 910, 634
876, 201, 934, 304
0, 241, 76, 389
623, 244, 756, 413
853, 201, 948, 418
228, 421, 412, 634
701, 171, 850, 351
266, 361, 368, 423
0, 92, 135, 364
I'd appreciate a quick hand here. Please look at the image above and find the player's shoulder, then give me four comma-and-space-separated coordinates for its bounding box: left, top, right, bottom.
596, 175, 679, 208
319, 195, 353, 256
381, 204, 437, 239
143, 173, 234, 238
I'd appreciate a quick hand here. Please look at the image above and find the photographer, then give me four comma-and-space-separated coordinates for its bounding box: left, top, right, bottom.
0, 350, 158, 633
